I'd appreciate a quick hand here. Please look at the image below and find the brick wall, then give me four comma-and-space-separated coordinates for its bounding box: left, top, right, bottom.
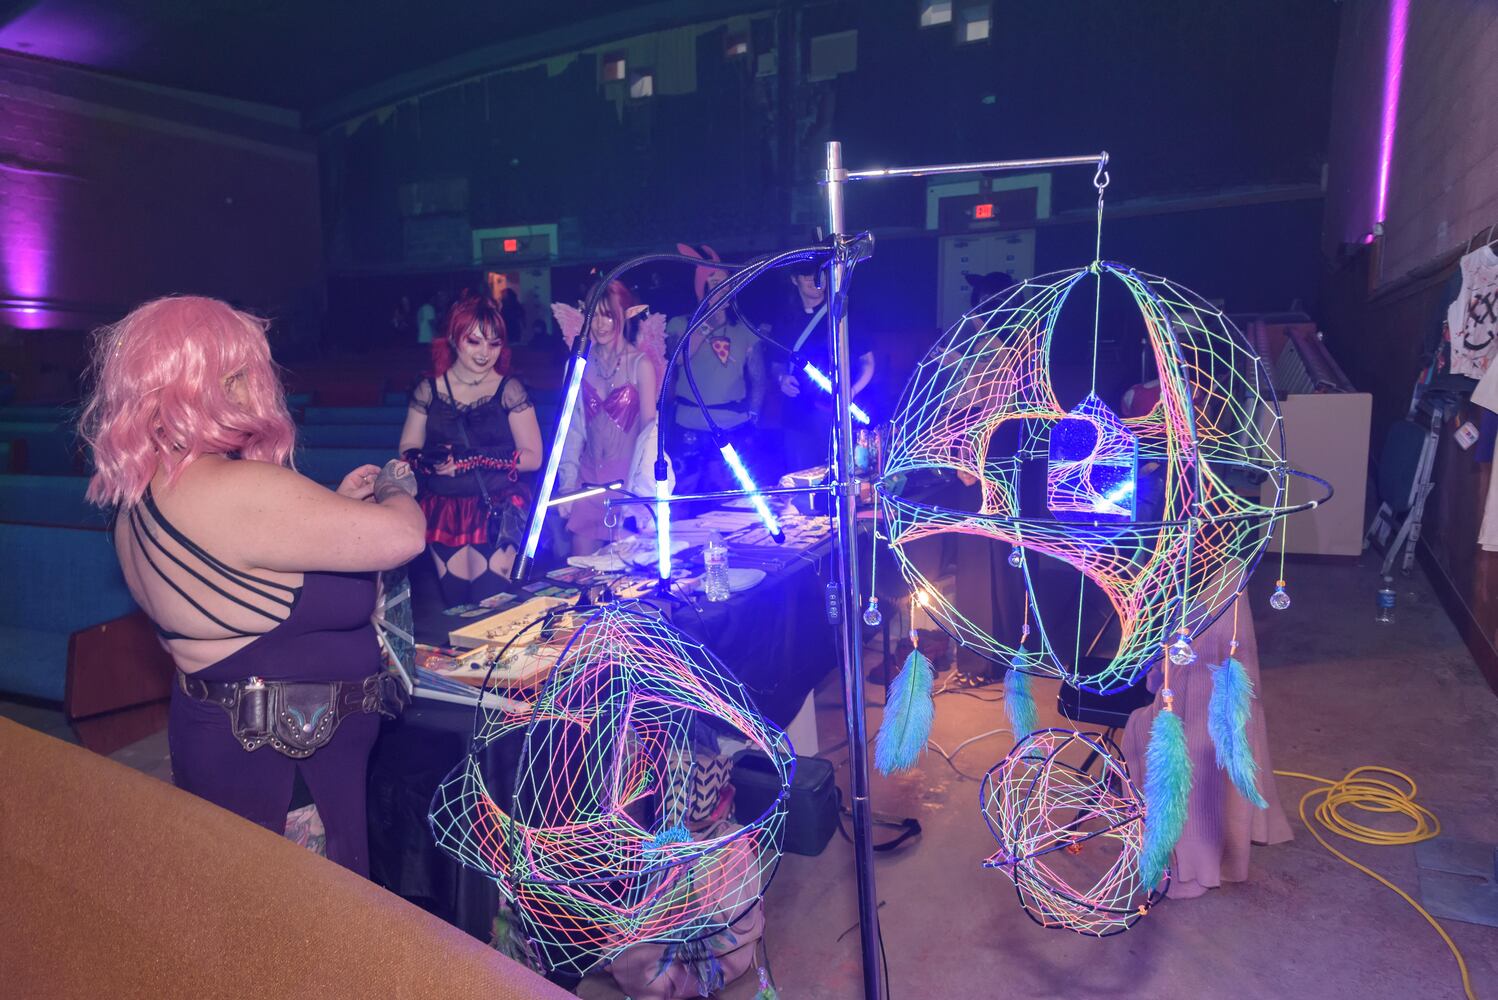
0, 50, 322, 334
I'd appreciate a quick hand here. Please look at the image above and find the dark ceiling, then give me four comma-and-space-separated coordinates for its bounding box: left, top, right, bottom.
0, 0, 715, 115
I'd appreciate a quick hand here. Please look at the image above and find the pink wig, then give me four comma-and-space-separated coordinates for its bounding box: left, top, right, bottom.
81, 296, 296, 508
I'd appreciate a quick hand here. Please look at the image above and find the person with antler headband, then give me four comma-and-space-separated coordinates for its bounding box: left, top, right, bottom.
666, 244, 767, 493
551, 280, 668, 556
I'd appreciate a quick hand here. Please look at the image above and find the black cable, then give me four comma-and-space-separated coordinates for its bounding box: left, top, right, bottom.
878, 921, 891, 1000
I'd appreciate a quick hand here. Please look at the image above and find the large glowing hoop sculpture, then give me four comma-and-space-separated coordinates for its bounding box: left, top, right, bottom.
878, 262, 1332, 693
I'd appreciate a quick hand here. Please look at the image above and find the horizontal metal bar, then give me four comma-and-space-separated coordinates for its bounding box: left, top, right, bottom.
840, 153, 1106, 182
606, 484, 829, 508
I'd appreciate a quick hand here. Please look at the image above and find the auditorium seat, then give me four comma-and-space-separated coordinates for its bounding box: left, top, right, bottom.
0, 522, 136, 701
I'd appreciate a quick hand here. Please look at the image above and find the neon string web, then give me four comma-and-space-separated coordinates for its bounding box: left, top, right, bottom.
980, 728, 1163, 936
429, 600, 794, 977
877, 262, 1325, 693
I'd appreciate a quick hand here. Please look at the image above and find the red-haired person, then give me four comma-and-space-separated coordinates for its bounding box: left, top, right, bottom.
81, 296, 425, 875
398, 295, 543, 603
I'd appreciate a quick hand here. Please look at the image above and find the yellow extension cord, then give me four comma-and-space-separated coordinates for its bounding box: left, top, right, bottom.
1273, 766, 1477, 1000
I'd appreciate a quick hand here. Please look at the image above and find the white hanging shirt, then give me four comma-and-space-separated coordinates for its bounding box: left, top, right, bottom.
1447, 246, 1498, 379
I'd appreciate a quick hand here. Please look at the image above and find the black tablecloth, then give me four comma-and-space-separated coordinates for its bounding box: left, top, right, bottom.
367, 534, 840, 938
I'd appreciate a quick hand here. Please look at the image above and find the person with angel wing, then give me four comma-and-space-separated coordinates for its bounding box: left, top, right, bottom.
550, 280, 664, 555
664, 243, 767, 493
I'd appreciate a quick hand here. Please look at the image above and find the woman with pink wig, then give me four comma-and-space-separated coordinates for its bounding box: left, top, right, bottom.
82, 296, 426, 875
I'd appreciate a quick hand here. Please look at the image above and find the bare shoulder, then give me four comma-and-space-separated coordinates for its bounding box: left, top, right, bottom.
208, 457, 324, 503
175, 456, 424, 574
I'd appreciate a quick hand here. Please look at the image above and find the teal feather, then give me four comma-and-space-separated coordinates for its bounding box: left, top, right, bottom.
875, 648, 935, 774
646, 824, 692, 852
1004, 666, 1038, 740
1208, 657, 1268, 808
1139, 708, 1191, 888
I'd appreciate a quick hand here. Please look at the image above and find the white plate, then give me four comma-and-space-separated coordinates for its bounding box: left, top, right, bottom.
726, 568, 766, 593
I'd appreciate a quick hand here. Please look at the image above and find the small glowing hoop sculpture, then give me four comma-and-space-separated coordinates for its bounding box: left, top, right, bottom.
430, 601, 794, 976
879, 262, 1331, 692
980, 728, 1163, 936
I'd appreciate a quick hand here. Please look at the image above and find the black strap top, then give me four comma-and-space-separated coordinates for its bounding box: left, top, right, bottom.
128, 486, 301, 641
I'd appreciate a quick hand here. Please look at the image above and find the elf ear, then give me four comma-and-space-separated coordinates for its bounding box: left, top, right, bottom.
676, 243, 703, 260
624, 304, 649, 320
700, 244, 722, 264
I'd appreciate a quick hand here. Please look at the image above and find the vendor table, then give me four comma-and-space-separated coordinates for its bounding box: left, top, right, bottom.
366, 510, 846, 940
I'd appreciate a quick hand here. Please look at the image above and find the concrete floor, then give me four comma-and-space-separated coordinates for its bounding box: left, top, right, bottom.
8, 556, 1496, 999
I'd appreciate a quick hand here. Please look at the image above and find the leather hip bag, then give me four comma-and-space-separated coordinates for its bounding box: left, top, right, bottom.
177, 670, 408, 759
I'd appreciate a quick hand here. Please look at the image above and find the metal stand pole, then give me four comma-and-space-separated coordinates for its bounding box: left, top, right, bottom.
823, 139, 884, 1000
822, 141, 1108, 1000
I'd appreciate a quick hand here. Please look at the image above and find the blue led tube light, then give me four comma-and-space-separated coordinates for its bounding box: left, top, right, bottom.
799, 360, 870, 424
718, 441, 784, 543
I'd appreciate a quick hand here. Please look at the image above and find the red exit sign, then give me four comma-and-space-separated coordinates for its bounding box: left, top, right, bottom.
503, 238, 519, 253
973, 203, 994, 220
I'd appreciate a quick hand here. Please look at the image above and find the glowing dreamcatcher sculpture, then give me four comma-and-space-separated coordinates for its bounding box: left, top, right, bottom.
877, 261, 1330, 694
980, 728, 1162, 936
866, 159, 1330, 932
430, 601, 793, 976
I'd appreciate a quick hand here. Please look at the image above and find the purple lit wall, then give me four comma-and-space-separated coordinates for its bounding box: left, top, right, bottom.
0, 50, 321, 335
1324, 1, 1498, 282
1373, 0, 1408, 230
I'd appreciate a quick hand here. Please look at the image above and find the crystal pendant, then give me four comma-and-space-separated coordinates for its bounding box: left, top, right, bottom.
862, 598, 883, 627
1008, 547, 1024, 568
1269, 582, 1291, 611
1167, 631, 1197, 666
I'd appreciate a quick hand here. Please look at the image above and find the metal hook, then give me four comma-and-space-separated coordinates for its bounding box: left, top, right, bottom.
1093, 151, 1111, 192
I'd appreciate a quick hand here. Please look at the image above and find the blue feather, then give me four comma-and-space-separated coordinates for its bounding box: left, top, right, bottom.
875, 649, 935, 774
645, 824, 693, 852
1004, 666, 1038, 740
1139, 708, 1191, 888
1208, 657, 1268, 809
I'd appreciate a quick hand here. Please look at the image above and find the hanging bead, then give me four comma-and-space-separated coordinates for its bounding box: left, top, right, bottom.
1269, 580, 1291, 611
861, 597, 883, 627
1167, 629, 1197, 666
1008, 546, 1025, 568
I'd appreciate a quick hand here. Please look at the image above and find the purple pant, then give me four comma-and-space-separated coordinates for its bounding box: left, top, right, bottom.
169, 641, 381, 876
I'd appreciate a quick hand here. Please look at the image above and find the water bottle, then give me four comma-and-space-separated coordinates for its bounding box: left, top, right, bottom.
1375, 577, 1396, 623
704, 533, 731, 603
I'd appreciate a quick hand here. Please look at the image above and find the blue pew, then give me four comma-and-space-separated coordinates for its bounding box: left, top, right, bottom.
0, 475, 105, 528
293, 446, 396, 486
297, 423, 403, 449
301, 406, 407, 425
0, 405, 75, 424
0, 523, 137, 701
0, 421, 79, 475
